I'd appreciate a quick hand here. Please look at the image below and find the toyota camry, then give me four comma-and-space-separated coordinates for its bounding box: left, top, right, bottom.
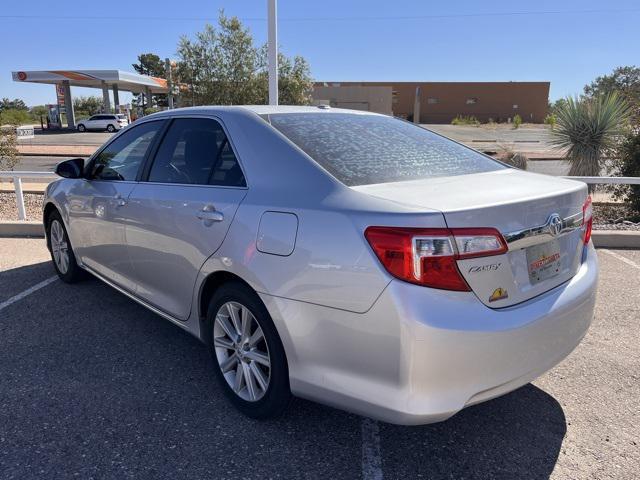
43, 106, 598, 424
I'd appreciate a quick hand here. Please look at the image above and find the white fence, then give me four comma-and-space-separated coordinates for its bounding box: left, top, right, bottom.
1, 171, 640, 222
0, 171, 57, 220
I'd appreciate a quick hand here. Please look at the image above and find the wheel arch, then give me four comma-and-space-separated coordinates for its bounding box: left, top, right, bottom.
198, 270, 256, 321
43, 201, 59, 226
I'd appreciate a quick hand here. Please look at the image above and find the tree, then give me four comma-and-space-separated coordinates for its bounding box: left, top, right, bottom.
550, 93, 631, 184
30, 105, 48, 117
73, 96, 103, 118
0, 98, 27, 111
132, 53, 166, 77
132, 53, 169, 110
176, 11, 313, 106
584, 66, 640, 121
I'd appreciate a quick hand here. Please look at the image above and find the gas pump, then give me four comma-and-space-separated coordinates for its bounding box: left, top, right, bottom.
47, 104, 62, 129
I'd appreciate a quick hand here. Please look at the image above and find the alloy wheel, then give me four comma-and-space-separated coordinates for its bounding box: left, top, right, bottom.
50, 220, 69, 274
213, 301, 271, 402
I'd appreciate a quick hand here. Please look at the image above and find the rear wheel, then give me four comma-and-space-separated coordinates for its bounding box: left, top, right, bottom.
77, 124, 86, 132
205, 282, 290, 419
47, 211, 85, 283
106, 124, 116, 132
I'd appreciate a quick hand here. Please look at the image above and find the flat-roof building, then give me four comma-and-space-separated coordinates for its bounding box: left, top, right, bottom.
313, 81, 550, 124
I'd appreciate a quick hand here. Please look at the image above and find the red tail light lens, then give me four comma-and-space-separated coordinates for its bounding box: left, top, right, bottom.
582, 196, 593, 245
364, 226, 507, 291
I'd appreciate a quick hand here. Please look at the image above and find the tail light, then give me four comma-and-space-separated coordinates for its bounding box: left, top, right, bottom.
364, 226, 507, 291
582, 196, 593, 245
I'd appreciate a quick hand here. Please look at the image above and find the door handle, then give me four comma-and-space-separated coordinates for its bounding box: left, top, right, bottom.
196, 205, 224, 224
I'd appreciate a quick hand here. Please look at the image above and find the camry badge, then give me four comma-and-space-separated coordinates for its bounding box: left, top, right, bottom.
547, 214, 563, 237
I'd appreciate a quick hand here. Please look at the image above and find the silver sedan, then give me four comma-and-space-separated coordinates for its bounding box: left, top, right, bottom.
43, 106, 598, 425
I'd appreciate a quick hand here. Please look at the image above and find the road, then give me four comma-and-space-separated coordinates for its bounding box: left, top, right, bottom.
0, 239, 638, 479
18, 130, 112, 146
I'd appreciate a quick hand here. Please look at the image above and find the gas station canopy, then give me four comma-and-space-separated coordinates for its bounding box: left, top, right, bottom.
12, 69, 168, 93
11, 69, 169, 128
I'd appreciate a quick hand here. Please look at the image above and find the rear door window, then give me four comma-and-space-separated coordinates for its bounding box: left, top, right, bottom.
267, 113, 505, 186
146, 118, 246, 187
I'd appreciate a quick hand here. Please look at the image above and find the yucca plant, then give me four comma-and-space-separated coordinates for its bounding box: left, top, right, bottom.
550, 93, 631, 183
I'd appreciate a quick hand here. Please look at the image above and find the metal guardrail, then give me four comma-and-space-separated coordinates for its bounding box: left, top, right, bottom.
564, 176, 640, 185
1, 171, 639, 222
0, 171, 57, 220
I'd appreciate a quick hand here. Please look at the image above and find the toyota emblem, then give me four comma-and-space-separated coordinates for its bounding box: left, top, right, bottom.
547, 214, 563, 237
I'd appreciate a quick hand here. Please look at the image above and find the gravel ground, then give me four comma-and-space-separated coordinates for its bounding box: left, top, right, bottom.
0, 192, 44, 221
2, 191, 640, 231
593, 203, 640, 231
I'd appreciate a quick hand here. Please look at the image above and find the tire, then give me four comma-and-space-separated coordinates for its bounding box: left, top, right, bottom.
205, 282, 291, 419
106, 124, 116, 132
77, 124, 86, 132
46, 211, 85, 283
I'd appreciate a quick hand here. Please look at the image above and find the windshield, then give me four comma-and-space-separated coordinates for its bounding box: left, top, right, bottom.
267, 112, 505, 186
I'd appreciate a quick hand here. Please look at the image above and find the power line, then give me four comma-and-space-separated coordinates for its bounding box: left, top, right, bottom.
0, 8, 639, 23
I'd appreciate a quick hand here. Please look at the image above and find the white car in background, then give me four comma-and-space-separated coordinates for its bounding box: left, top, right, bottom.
77, 114, 128, 133
44, 106, 598, 424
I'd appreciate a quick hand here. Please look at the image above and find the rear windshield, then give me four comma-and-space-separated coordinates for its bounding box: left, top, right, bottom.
267, 113, 504, 186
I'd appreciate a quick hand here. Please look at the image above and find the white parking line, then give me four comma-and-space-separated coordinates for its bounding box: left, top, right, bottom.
361, 418, 383, 480
600, 249, 640, 270
0, 275, 58, 313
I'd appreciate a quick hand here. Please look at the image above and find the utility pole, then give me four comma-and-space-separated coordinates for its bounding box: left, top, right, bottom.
165, 58, 174, 109
268, 0, 278, 105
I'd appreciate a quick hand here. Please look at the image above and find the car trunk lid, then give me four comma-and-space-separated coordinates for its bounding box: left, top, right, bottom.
353, 169, 589, 307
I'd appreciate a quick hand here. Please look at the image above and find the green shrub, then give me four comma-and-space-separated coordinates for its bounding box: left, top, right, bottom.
0, 126, 19, 171
544, 114, 557, 127
0, 108, 32, 126
451, 115, 479, 126
513, 114, 522, 129
613, 132, 640, 214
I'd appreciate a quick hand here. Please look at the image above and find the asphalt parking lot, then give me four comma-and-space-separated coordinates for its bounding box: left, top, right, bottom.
0, 239, 638, 479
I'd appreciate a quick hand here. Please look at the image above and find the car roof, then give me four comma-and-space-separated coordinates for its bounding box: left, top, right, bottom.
146, 105, 383, 117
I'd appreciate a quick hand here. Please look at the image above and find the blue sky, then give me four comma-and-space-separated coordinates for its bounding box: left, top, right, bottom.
1, 0, 639, 106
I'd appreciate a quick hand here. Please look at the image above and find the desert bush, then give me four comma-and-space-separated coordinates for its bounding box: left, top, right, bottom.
513, 114, 522, 129
544, 114, 557, 127
497, 146, 528, 170
550, 93, 630, 177
611, 132, 640, 214
0, 109, 32, 126
451, 115, 479, 126
0, 126, 19, 171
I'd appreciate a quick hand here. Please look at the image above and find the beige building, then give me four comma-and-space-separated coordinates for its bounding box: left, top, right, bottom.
312, 85, 393, 115
312, 81, 550, 124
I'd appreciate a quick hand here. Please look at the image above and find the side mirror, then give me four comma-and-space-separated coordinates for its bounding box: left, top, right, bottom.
55, 158, 84, 179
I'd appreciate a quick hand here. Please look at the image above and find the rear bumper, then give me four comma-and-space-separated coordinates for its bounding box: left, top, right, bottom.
261, 243, 598, 425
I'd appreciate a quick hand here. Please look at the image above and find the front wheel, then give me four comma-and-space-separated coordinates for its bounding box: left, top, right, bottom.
205, 282, 291, 419
47, 211, 85, 283
106, 124, 116, 132
77, 124, 86, 132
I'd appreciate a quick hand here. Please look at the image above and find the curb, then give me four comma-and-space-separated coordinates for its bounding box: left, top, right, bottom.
592, 230, 640, 249
17, 152, 91, 158
0, 221, 45, 238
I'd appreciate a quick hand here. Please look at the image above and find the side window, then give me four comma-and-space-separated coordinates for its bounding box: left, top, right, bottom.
89, 115, 98, 121
90, 121, 163, 181
147, 118, 246, 187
